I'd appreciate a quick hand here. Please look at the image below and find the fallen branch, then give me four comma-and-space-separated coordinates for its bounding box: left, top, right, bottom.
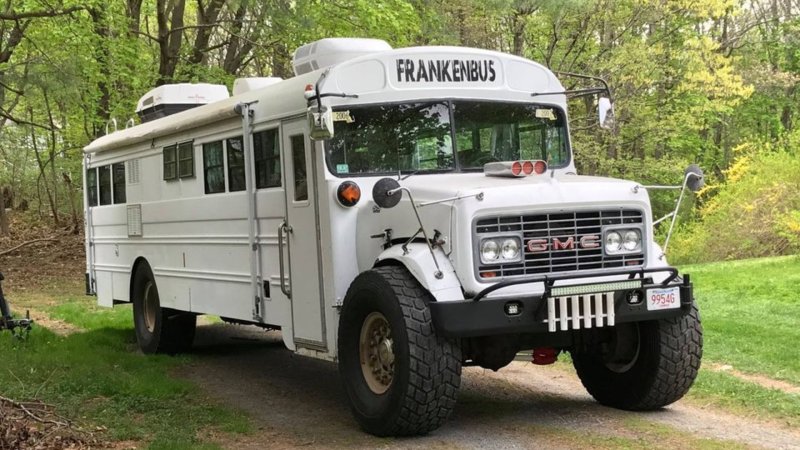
0, 395, 69, 427
0, 238, 58, 257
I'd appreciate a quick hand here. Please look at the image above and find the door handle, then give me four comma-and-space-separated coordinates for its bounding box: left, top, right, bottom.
278, 221, 292, 298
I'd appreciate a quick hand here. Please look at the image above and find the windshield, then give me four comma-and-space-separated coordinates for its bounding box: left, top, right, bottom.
326, 101, 570, 176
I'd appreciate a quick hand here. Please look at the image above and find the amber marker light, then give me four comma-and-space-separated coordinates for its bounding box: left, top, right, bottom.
337, 181, 361, 207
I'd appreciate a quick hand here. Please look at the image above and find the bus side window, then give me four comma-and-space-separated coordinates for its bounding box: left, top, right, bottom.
203, 141, 225, 194
254, 129, 281, 188
227, 136, 245, 192
98, 165, 112, 205
177, 141, 194, 178
86, 168, 98, 207
163, 144, 177, 180
112, 163, 126, 204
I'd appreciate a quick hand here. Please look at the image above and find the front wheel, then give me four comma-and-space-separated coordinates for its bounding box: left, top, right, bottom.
571, 304, 703, 410
338, 266, 462, 436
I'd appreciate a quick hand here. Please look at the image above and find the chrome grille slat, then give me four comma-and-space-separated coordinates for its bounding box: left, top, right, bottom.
476, 209, 645, 279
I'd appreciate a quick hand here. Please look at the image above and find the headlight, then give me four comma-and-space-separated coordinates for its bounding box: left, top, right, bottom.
622, 230, 641, 251
501, 239, 520, 260
480, 237, 521, 264
481, 240, 500, 262
605, 231, 621, 253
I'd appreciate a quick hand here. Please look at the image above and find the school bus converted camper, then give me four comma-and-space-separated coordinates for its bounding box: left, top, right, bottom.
83, 38, 703, 436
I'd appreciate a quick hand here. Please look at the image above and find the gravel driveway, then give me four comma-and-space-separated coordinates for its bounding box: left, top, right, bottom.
181, 324, 800, 449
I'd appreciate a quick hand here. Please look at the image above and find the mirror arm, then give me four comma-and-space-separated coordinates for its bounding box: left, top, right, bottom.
387, 186, 444, 279
553, 71, 612, 99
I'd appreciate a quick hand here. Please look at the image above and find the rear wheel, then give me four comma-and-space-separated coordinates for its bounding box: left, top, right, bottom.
132, 264, 196, 354
338, 266, 462, 436
571, 304, 703, 410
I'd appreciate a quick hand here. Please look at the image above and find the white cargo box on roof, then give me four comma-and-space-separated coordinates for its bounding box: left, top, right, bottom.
135, 83, 229, 123
293, 38, 392, 76
232, 77, 283, 96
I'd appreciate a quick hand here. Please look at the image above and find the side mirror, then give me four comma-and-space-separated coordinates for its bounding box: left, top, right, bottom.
685, 164, 705, 192
598, 97, 615, 129
308, 106, 334, 140
372, 177, 402, 209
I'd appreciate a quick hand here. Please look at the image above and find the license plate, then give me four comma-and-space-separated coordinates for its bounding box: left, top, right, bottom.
646, 287, 681, 311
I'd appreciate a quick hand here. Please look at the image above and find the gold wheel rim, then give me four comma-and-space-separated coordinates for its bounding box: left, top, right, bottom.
143, 281, 157, 333
359, 312, 394, 394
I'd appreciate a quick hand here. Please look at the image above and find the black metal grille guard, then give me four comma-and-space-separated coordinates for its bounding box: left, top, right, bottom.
471, 266, 680, 302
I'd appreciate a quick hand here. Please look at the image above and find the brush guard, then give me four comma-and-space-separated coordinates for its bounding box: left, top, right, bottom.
0, 272, 32, 339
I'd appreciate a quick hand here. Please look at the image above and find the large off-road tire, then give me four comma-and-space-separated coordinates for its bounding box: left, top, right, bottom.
571, 304, 702, 410
132, 264, 196, 354
338, 266, 462, 436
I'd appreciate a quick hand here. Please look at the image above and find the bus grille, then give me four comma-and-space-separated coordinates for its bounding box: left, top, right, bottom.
475, 209, 645, 279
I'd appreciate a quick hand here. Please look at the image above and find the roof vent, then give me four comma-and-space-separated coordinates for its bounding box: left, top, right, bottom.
135, 83, 229, 123
292, 38, 392, 76
232, 77, 283, 96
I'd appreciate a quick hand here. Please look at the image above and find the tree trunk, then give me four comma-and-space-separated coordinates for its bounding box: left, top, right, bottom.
0, 188, 8, 235
156, 0, 187, 85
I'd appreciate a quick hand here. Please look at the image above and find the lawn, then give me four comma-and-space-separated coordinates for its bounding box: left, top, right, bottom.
680, 255, 800, 422
0, 281, 249, 449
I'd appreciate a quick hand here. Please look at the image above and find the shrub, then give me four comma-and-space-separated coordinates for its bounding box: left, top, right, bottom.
668, 150, 800, 264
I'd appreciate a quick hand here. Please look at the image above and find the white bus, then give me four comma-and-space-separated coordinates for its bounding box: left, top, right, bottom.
83, 38, 703, 436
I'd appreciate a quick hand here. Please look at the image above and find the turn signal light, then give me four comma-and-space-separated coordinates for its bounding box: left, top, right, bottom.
337, 181, 361, 207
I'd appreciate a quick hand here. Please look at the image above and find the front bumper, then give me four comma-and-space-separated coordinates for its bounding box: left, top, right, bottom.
429, 267, 694, 338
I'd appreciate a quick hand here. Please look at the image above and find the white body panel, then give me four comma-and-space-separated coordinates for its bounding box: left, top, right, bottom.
84, 43, 662, 361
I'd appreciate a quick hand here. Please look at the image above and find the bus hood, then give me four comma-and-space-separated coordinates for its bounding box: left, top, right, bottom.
397, 172, 645, 209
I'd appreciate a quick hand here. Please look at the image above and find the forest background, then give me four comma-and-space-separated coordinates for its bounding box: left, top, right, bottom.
1, 0, 799, 264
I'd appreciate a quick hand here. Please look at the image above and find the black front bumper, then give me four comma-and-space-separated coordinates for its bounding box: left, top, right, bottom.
429, 267, 694, 338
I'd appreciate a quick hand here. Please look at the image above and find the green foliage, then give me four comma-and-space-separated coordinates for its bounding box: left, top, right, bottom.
0, 0, 798, 261
669, 150, 800, 263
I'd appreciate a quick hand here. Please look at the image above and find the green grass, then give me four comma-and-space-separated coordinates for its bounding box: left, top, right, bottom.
682, 255, 800, 383
0, 291, 249, 449
680, 255, 800, 424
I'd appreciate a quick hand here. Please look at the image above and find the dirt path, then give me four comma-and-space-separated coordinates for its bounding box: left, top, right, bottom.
182, 324, 800, 450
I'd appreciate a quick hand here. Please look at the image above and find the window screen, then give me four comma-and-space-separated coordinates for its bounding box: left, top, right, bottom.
290, 135, 308, 201
227, 136, 245, 192
178, 142, 194, 178
112, 163, 126, 204
163, 145, 177, 180
86, 168, 98, 207
99, 165, 112, 205
203, 141, 225, 194
254, 129, 281, 188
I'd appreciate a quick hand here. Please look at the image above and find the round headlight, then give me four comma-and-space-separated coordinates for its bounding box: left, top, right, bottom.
501, 239, 520, 260
623, 230, 640, 251
481, 240, 500, 262
605, 231, 621, 253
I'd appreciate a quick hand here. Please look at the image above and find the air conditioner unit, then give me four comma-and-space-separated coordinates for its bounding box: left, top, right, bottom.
292, 38, 392, 76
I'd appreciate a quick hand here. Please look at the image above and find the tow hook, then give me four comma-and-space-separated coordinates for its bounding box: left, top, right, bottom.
532, 347, 559, 365
0, 272, 33, 339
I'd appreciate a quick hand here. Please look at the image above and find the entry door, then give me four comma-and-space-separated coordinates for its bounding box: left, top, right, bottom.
281, 119, 326, 349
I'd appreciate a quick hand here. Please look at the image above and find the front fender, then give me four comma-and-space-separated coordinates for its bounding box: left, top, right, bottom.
376, 244, 465, 302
